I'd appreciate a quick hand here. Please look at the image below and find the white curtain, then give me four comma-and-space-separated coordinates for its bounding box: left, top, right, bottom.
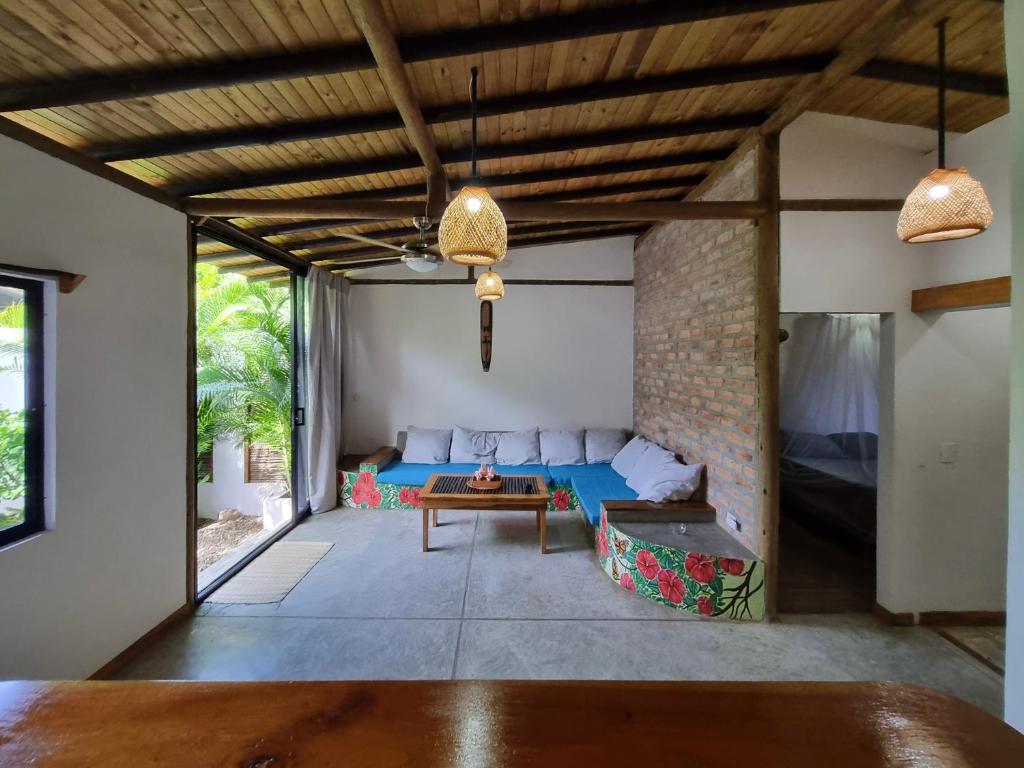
780, 313, 880, 436
779, 313, 880, 481
306, 267, 346, 513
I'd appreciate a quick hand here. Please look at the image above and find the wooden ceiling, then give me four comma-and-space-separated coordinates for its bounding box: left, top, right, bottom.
0, 0, 1007, 279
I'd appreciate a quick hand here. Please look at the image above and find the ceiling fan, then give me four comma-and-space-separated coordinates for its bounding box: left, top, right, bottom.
334, 216, 443, 273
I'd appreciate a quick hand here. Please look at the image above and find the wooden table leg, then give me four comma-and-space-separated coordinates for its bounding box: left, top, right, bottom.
422, 508, 429, 552
432, 508, 438, 527
539, 506, 547, 554
535, 509, 540, 531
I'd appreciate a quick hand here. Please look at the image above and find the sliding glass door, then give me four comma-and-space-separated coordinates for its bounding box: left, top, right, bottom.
191, 225, 308, 598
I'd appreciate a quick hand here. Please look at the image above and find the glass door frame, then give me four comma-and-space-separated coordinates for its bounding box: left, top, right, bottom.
187, 220, 311, 604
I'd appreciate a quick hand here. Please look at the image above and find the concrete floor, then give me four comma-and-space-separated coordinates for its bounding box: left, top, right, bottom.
117, 507, 1004, 716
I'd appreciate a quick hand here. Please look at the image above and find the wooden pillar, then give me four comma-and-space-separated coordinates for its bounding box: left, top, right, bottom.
755, 133, 781, 620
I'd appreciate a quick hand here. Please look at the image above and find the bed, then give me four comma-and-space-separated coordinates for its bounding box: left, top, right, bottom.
779, 430, 877, 555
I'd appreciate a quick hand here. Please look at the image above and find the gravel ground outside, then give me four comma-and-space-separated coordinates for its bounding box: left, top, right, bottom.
198, 517, 265, 572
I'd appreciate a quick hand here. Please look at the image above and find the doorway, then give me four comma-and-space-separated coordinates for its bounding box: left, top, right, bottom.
777, 313, 879, 613
190, 225, 308, 599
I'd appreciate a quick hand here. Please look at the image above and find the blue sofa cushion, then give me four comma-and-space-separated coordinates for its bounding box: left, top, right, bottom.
376, 462, 479, 485
572, 474, 637, 526
375, 462, 553, 486
548, 463, 623, 486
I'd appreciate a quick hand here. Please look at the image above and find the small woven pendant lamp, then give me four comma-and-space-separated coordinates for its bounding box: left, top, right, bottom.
897, 19, 992, 243
439, 68, 508, 265
474, 269, 505, 301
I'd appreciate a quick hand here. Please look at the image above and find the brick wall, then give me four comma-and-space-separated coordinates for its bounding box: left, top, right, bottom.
633, 150, 762, 552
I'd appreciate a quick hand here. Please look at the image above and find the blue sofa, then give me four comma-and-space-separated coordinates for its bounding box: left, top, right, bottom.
374, 459, 636, 525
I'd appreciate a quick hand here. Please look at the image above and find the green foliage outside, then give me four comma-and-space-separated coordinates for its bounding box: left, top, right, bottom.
0, 299, 26, 525
195, 264, 292, 492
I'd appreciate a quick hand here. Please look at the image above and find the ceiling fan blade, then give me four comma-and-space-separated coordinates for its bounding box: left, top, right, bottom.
335, 232, 409, 253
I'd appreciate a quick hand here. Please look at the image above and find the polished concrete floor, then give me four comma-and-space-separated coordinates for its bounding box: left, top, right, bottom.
117, 508, 1004, 715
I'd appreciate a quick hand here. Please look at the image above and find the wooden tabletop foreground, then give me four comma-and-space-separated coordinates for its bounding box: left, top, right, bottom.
0, 679, 1020, 766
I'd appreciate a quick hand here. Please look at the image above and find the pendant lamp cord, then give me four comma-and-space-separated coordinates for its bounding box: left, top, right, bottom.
470, 66, 479, 180
937, 18, 948, 169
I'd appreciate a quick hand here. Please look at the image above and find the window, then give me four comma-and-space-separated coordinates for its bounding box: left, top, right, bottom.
0, 276, 44, 548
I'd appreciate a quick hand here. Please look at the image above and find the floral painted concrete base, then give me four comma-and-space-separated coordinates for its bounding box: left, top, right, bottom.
596, 508, 765, 621
338, 467, 581, 513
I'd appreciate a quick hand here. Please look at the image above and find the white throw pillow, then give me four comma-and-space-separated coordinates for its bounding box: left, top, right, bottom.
585, 428, 628, 464
495, 428, 541, 465
639, 462, 705, 503
625, 443, 676, 493
450, 425, 498, 463
539, 429, 585, 465
610, 435, 650, 478
402, 426, 452, 463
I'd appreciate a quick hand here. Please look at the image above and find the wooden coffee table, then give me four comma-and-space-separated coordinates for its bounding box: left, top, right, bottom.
420, 473, 551, 553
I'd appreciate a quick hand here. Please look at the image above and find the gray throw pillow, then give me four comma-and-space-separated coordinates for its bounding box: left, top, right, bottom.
585, 428, 628, 464
402, 426, 452, 464
539, 429, 585, 465
495, 428, 541, 465
611, 435, 650, 478
450, 425, 498, 464
625, 443, 676, 493
639, 461, 704, 502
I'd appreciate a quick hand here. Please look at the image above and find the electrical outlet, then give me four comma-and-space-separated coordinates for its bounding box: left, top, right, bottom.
726, 513, 741, 532
939, 442, 958, 464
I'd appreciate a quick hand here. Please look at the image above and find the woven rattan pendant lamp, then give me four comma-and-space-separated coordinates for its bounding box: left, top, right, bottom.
475, 269, 505, 301
439, 67, 508, 266
897, 19, 993, 243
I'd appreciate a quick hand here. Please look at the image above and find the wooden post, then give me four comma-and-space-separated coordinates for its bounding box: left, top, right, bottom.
755, 133, 781, 620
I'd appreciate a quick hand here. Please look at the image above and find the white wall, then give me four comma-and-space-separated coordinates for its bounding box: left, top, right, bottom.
1004, 0, 1023, 731
781, 112, 1010, 614
198, 440, 279, 519
343, 236, 634, 453
0, 136, 187, 679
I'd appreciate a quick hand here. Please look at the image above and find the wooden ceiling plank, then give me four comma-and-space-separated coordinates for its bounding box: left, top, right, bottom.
164, 113, 759, 194
0, 0, 833, 111
91, 57, 821, 160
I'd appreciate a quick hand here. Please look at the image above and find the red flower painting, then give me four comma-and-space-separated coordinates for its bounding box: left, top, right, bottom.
697, 595, 714, 616
635, 549, 660, 580
399, 486, 422, 507
719, 557, 745, 576
596, 531, 610, 558
553, 489, 570, 510
684, 552, 717, 584
658, 569, 684, 604
620, 571, 636, 592
351, 472, 382, 507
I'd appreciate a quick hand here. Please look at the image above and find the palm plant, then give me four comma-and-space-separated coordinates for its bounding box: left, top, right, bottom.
196, 265, 292, 493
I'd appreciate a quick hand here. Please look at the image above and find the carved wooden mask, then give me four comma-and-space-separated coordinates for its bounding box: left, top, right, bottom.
480, 300, 493, 372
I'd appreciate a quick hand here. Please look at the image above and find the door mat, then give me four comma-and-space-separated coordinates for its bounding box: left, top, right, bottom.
207, 540, 333, 604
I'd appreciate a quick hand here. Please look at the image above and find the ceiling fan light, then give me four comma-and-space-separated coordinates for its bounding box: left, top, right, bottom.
475, 270, 505, 301
404, 256, 440, 273
897, 167, 993, 243
439, 186, 507, 266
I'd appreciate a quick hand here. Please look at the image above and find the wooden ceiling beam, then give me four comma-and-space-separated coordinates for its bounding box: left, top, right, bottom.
218, 220, 647, 272
181, 146, 729, 199
96, 55, 823, 161
195, 218, 311, 277
237, 175, 705, 241
184, 196, 766, 221
686, 0, 949, 205
859, 59, 1008, 98
0, 0, 828, 113
348, 0, 447, 214
169, 114, 759, 196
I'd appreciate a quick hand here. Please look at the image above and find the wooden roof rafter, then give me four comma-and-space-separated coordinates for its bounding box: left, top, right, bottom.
0, 0, 833, 114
